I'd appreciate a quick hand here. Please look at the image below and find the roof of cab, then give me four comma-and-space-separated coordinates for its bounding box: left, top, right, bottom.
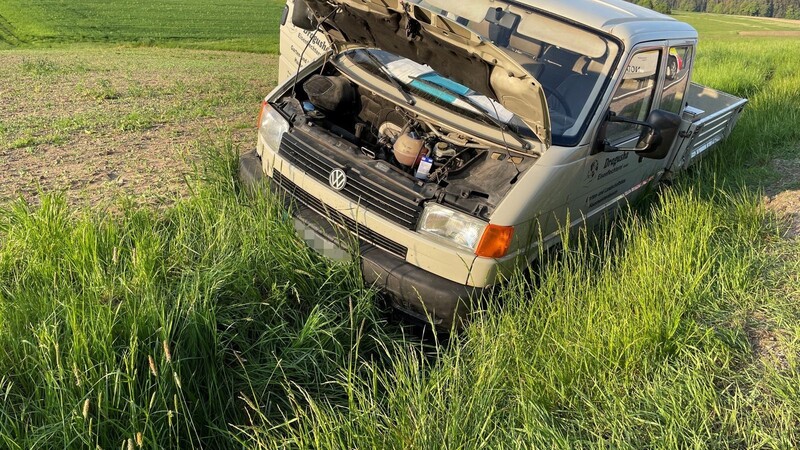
437, 0, 698, 44
518, 0, 698, 42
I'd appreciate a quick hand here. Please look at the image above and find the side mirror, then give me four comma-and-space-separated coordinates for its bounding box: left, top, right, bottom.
637, 109, 682, 160
596, 112, 660, 154
595, 110, 682, 160
292, 0, 318, 31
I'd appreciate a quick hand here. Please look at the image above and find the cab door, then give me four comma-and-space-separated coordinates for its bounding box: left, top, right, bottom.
569, 44, 666, 228
570, 41, 694, 229
640, 42, 695, 182
658, 42, 697, 174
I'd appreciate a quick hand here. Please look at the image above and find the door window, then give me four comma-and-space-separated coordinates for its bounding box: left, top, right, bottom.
660, 46, 693, 115
605, 49, 661, 143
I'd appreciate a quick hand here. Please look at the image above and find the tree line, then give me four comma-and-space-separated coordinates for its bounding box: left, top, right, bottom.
627, 0, 800, 18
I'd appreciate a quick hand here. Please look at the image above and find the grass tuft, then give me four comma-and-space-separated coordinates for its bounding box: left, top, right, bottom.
20, 57, 60, 76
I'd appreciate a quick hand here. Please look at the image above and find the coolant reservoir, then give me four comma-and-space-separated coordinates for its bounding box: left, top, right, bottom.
393, 132, 424, 167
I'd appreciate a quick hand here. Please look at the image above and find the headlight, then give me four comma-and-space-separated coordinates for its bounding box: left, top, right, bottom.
259, 102, 290, 152
417, 203, 487, 252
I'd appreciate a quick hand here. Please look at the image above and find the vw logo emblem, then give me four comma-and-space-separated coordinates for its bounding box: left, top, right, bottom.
328, 168, 347, 191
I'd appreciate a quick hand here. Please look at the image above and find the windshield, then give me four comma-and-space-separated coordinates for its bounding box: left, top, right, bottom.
402, 0, 621, 146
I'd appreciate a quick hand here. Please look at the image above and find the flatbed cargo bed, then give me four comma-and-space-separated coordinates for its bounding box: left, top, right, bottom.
669, 82, 748, 172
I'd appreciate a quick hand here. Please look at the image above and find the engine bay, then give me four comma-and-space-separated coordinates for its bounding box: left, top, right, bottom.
272, 64, 538, 220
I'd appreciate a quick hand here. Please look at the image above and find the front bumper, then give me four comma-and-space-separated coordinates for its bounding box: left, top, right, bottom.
239, 149, 486, 329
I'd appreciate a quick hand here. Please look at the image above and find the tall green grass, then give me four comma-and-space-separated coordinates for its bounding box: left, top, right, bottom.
692, 38, 800, 164
0, 144, 393, 448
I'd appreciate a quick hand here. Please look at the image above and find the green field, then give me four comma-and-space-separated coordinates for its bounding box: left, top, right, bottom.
1, 7, 799, 449
676, 11, 800, 36
0, 0, 286, 52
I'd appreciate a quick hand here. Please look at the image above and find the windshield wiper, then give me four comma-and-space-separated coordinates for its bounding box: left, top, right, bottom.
359, 50, 416, 106
410, 76, 531, 150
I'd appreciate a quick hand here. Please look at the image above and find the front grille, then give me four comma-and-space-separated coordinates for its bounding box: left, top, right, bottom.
278, 131, 421, 229
273, 170, 409, 259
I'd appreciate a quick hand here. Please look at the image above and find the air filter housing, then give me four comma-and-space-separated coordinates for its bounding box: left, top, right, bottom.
303, 75, 355, 112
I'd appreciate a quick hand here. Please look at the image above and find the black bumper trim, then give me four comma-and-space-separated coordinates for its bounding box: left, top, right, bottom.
238, 149, 265, 187
360, 245, 486, 329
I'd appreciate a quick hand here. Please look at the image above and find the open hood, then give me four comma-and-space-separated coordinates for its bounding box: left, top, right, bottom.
300, 0, 551, 148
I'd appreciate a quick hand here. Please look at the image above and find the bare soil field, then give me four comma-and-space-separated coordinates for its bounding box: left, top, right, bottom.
0, 47, 276, 208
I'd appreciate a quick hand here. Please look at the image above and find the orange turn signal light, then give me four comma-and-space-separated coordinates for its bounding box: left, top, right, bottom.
256, 100, 268, 128
475, 224, 514, 258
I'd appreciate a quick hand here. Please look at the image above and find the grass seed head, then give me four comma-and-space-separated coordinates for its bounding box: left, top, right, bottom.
82, 398, 90, 419
162, 339, 172, 363
73, 363, 81, 386
148, 355, 158, 377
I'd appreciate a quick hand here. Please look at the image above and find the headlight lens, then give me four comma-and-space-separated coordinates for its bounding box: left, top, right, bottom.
259, 103, 290, 152
417, 203, 487, 252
